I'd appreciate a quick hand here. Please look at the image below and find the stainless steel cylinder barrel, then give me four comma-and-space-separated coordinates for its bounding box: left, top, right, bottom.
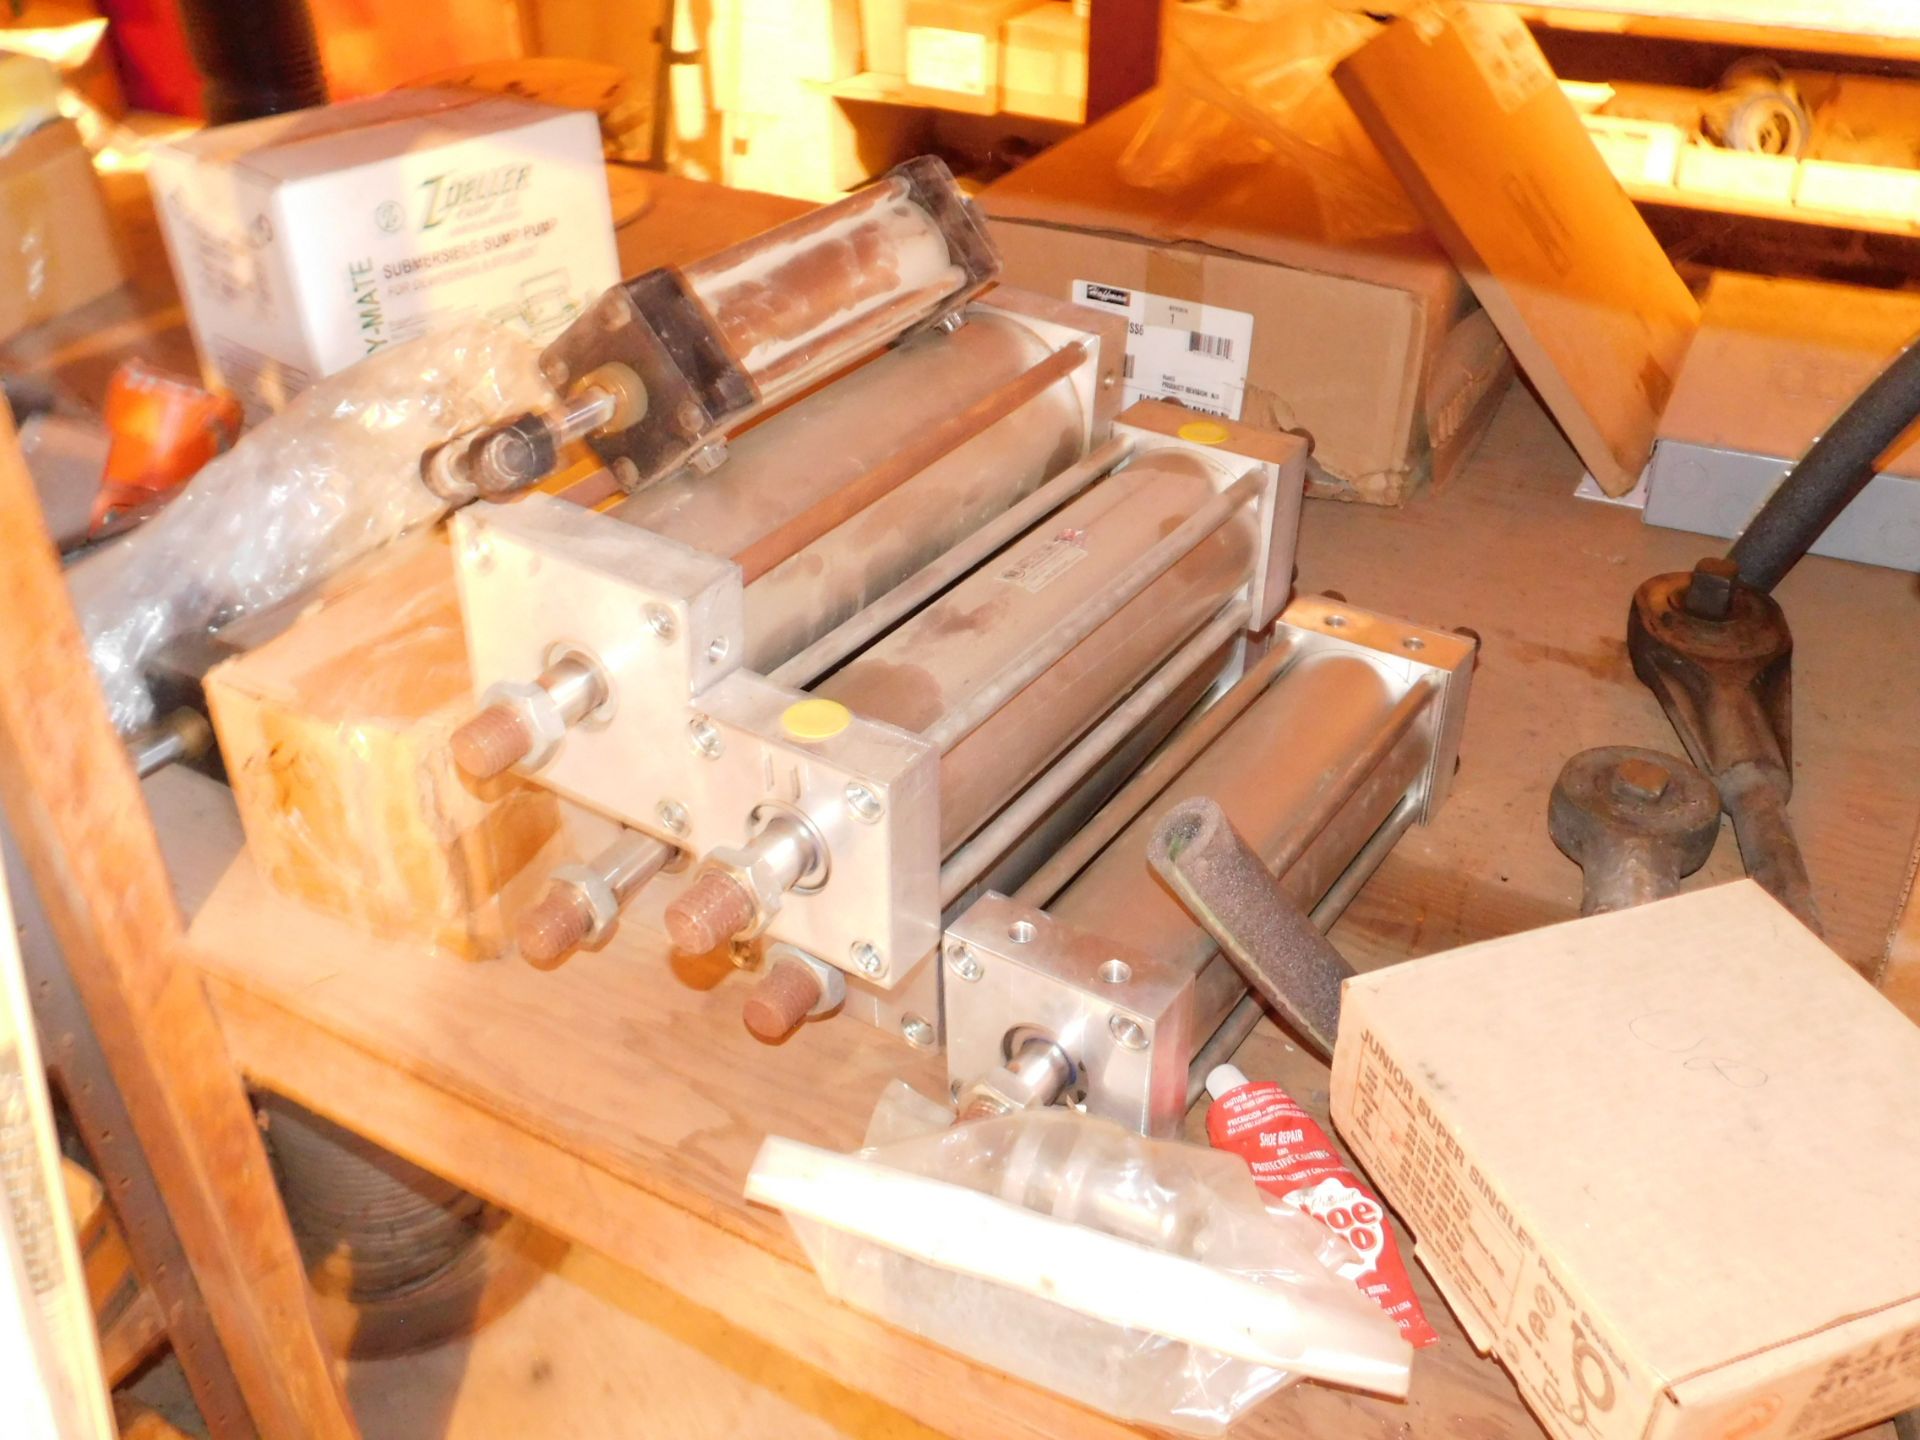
1047, 649, 1435, 1047
609, 313, 1088, 672
818, 450, 1257, 853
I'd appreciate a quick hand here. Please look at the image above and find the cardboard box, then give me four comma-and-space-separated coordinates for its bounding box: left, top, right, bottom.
983, 94, 1508, 505
1332, 882, 1920, 1440
149, 89, 619, 422
1001, 2, 1087, 124
1644, 273, 1920, 575
1335, 6, 1699, 498
205, 535, 563, 960
902, 0, 1045, 115
0, 118, 123, 344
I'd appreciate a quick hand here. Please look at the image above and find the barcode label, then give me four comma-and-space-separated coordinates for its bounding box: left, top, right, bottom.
1071, 279, 1255, 421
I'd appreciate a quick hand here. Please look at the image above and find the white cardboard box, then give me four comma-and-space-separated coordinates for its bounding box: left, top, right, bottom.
149, 89, 619, 421
1332, 881, 1920, 1440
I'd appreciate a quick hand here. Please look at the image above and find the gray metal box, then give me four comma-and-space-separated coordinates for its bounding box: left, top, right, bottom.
1644, 272, 1920, 574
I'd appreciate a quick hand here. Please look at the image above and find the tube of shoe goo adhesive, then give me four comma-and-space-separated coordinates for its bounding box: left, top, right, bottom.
1206, 1064, 1438, 1348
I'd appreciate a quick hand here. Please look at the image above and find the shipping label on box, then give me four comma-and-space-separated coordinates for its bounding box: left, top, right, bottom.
1071, 279, 1253, 420
150, 90, 619, 421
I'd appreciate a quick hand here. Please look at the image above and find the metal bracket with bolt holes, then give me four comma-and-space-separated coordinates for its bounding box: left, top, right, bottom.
452, 494, 943, 989
1278, 597, 1477, 822
941, 896, 1195, 1135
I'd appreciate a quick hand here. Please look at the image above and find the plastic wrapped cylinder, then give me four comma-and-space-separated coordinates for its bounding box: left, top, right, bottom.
682, 173, 966, 407
818, 451, 1256, 853
754, 1096, 1409, 1437
69, 322, 552, 733
610, 314, 1087, 673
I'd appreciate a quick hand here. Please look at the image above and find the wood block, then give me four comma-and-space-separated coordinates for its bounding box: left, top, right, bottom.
1335, 6, 1698, 496
205, 533, 560, 959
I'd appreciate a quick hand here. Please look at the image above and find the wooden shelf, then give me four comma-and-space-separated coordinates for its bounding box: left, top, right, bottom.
1618, 173, 1920, 239
823, 72, 1083, 125
1509, 2, 1920, 64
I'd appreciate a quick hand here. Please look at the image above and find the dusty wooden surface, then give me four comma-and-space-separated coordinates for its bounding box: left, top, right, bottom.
169, 378, 1920, 1440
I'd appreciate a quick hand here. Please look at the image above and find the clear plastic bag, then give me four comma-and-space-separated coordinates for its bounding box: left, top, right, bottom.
751, 1084, 1410, 1436
1117, 0, 1420, 241
67, 321, 552, 733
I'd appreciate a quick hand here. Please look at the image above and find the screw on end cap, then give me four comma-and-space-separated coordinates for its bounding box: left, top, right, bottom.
449, 703, 533, 780
516, 885, 594, 970
741, 957, 823, 1041
664, 868, 757, 955
1683, 556, 1740, 621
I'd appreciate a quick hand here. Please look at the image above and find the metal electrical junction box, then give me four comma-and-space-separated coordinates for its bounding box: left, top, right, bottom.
1332, 882, 1920, 1440
1644, 273, 1920, 576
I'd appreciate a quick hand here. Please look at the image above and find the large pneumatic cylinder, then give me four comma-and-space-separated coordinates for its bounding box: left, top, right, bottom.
423, 157, 996, 504
449, 306, 1102, 784
662, 448, 1263, 964
942, 600, 1477, 1135
610, 312, 1090, 675
818, 450, 1256, 853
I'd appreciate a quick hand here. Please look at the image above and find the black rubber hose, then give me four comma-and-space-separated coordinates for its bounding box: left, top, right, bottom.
177, 0, 328, 125
1729, 331, 1920, 593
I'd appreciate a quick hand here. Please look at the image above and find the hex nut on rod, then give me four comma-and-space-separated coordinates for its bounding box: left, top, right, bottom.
516, 832, 677, 969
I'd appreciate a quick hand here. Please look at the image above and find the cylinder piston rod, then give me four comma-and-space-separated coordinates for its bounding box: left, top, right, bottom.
423, 156, 996, 503
944, 628, 1454, 1136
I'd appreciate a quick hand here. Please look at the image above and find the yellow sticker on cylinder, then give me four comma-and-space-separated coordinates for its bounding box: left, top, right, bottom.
1177, 420, 1232, 446
781, 698, 853, 742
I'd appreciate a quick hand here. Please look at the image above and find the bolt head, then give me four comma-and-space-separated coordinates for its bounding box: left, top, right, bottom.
656, 799, 690, 835
644, 604, 677, 641
844, 782, 883, 823
851, 941, 884, 977
688, 716, 722, 759
1108, 1012, 1148, 1051
1612, 756, 1672, 802
901, 1014, 936, 1048
1682, 556, 1739, 621
948, 944, 982, 982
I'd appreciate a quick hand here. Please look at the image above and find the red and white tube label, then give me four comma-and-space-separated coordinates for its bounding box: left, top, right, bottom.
1208, 1079, 1439, 1348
